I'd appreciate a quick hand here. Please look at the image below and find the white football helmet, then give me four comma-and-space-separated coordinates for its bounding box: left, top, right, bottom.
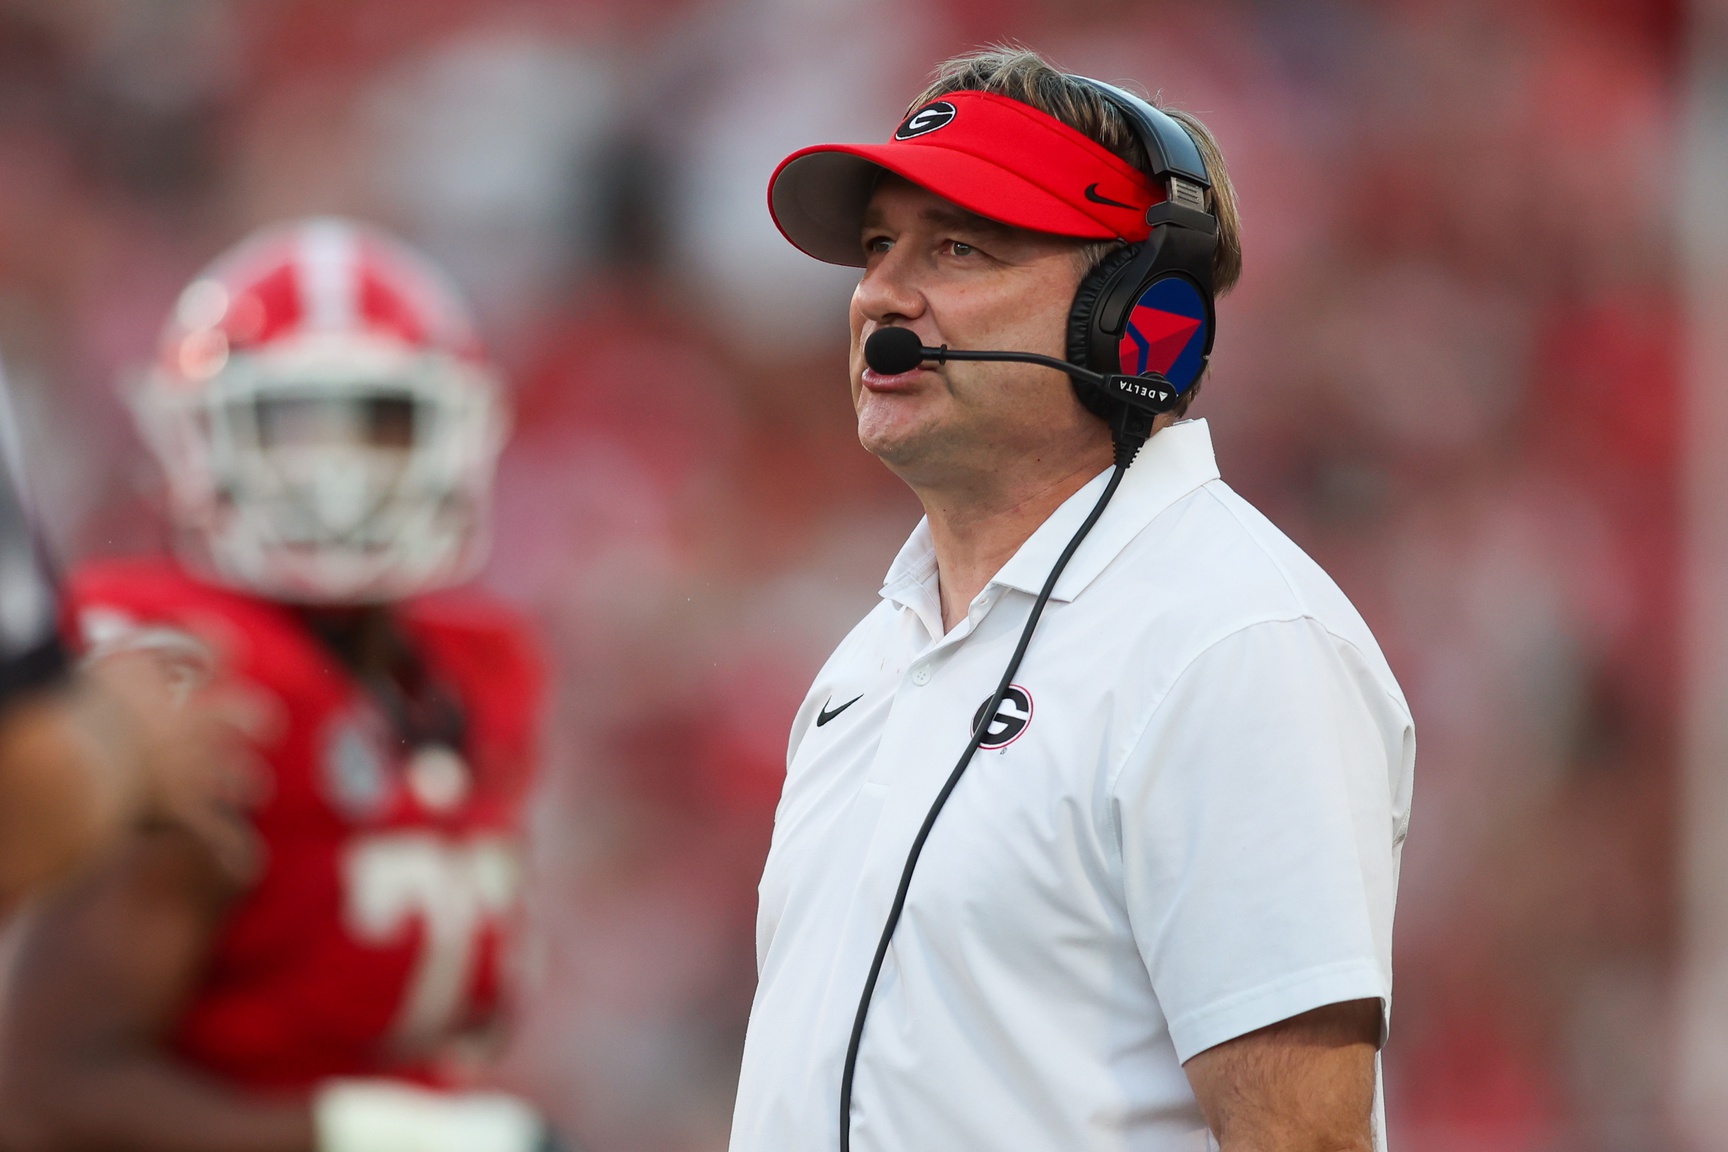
133, 218, 507, 604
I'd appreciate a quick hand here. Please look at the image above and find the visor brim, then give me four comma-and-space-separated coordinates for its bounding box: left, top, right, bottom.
769, 143, 1129, 268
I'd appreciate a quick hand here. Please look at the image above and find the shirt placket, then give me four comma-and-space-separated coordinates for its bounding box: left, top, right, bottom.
847, 582, 1024, 948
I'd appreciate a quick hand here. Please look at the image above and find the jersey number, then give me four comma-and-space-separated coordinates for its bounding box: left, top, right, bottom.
342, 832, 518, 1048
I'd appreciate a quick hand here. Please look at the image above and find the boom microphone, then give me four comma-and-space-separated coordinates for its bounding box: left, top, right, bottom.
861, 326, 1180, 418
861, 326, 926, 375
864, 325, 1102, 383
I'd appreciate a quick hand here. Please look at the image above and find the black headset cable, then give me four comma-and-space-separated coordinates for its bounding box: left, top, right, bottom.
838, 431, 1146, 1151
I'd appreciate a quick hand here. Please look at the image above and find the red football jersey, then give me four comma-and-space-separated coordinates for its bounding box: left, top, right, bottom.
65, 558, 544, 1090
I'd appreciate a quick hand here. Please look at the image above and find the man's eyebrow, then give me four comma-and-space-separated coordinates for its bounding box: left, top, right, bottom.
918, 205, 1014, 239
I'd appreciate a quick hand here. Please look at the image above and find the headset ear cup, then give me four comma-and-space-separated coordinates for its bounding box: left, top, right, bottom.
1066, 244, 1141, 421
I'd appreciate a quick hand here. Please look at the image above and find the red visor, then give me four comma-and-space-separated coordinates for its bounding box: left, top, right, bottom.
768, 90, 1162, 267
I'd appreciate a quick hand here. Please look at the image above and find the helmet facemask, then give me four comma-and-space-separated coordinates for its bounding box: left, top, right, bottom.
138, 333, 506, 604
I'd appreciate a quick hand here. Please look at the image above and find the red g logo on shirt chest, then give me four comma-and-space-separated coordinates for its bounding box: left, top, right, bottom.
972, 685, 1033, 750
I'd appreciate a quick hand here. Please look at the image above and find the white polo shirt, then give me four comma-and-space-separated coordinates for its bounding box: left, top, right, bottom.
730, 419, 1415, 1152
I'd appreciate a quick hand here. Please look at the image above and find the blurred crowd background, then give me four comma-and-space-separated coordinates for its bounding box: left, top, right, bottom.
0, 0, 1692, 1148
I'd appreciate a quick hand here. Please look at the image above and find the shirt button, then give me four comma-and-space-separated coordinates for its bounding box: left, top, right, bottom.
910, 664, 932, 686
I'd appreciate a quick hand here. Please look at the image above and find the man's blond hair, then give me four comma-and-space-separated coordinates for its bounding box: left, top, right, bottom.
909, 47, 1243, 296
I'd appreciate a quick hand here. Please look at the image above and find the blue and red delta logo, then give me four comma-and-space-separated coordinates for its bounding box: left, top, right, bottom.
1117, 277, 1209, 392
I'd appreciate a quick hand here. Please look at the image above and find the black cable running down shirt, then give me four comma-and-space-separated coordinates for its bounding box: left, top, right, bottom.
0, 366, 67, 710
839, 433, 1145, 1152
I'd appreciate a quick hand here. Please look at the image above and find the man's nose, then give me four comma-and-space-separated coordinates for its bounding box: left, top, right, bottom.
854, 245, 928, 326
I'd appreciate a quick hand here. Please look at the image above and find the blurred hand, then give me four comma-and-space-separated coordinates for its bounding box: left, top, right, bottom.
76, 647, 270, 884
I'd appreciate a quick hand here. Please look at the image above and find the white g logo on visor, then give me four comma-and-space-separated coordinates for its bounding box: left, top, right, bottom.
894, 101, 958, 140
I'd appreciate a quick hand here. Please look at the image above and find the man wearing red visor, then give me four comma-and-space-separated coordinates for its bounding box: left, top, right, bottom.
732, 48, 1413, 1152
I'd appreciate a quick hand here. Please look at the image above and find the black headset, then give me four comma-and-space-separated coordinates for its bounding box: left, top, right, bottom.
1064, 78, 1220, 433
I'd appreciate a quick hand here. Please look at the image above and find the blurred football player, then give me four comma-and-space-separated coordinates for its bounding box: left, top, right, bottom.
0, 219, 551, 1152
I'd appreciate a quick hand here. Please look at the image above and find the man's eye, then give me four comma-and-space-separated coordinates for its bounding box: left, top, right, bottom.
864, 235, 892, 254
950, 241, 975, 256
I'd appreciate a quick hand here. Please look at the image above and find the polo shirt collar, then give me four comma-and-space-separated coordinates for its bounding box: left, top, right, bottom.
994, 418, 1220, 603
879, 518, 945, 639
879, 419, 1222, 629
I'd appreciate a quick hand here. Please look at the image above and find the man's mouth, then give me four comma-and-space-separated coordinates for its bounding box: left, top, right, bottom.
860, 366, 931, 392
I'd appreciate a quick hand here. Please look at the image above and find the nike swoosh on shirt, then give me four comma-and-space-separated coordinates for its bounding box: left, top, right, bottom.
1084, 182, 1136, 210
817, 695, 863, 727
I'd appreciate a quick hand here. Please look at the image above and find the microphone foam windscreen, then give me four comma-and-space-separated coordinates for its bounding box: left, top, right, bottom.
864, 327, 926, 375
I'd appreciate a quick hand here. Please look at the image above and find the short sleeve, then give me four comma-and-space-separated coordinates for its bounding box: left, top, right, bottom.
1112, 615, 1406, 1063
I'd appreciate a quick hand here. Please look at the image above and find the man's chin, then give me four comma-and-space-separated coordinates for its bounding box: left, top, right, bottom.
858, 428, 962, 490
856, 394, 972, 481
858, 419, 929, 469
859, 435, 915, 472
